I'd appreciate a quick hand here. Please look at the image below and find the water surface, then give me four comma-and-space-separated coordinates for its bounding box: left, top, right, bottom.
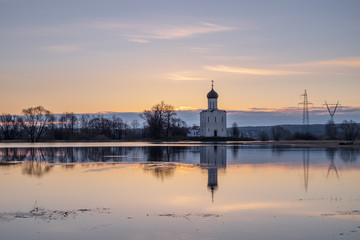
0, 143, 359, 240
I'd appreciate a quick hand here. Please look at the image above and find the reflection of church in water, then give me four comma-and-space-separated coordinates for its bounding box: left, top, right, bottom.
200, 145, 227, 202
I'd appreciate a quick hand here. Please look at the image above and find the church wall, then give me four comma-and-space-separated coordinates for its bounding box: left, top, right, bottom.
208, 98, 218, 110
200, 110, 227, 137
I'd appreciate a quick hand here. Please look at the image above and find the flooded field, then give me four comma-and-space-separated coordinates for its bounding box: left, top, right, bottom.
0, 142, 359, 240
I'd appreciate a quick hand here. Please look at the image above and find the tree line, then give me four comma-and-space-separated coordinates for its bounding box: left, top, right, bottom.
1, 103, 359, 142
0, 102, 188, 142
230, 120, 360, 141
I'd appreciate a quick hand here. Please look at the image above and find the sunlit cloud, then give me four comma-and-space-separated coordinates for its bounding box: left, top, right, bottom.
40, 45, 80, 53
175, 106, 199, 111
204, 65, 308, 75
127, 39, 149, 43
167, 72, 207, 81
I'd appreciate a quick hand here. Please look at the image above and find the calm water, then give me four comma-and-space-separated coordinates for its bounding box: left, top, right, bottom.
0, 142, 359, 240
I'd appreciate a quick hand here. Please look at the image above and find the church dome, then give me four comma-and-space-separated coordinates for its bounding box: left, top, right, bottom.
207, 88, 218, 99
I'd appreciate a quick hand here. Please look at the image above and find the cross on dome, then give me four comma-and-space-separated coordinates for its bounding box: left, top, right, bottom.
207, 80, 218, 99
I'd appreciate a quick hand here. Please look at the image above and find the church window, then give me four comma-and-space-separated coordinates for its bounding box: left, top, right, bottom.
215, 117, 216, 122
208, 116, 209, 122
208, 128, 210, 132
222, 116, 224, 122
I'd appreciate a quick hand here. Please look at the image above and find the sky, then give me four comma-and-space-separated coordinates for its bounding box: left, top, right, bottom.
1, 0, 359, 125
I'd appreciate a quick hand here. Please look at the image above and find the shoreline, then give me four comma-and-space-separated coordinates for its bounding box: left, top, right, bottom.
0, 140, 359, 148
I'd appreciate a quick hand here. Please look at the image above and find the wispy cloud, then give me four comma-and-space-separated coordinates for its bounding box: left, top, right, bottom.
184, 46, 212, 54
286, 57, 360, 68
16, 20, 236, 44
146, 22, 235, 40
167, 72, 207, 81
124, 22, 236, 43
127, 39, 149, 43
40, 45, 80, 53
83, 20, 132, 30
204, 65, 308, 75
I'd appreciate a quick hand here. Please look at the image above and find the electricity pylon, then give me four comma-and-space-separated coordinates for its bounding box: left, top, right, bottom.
299, 89, 313, 132
324, 101, 340, 123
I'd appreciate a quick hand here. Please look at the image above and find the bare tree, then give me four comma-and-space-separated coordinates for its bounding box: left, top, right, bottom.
271, 125, 290, 141
164, 104, 176, 137
170, 117, 188, 137
131, 120, 140, 129
59, 112, 78, 139
112, 115, 127, 139
140, 101, 176, 139
88, 115, 113, 139
325, 120, 338, 140
259, 130, 269, 141
79, 114, 91, 138
231, 122, 239, 137
19, 106, 53, 142
0, 114, 21, 140
339, 120, 359, 141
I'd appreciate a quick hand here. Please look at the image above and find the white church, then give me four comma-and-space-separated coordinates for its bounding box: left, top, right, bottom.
200, 81, 227, 137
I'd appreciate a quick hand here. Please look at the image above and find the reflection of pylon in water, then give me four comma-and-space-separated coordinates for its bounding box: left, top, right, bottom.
326, 148, 339, 179
327, 159, 339, 179
303, 149, 310, 192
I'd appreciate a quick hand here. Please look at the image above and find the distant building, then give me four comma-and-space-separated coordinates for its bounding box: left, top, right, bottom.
200, 81, 227, 137
187, 126, 200, 137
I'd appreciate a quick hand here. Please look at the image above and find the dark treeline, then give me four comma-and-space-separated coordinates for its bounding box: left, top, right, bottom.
265, 120, 360, 141
2, 105, 359, 142
0, 103, 188, 142
232, 120, 360, 141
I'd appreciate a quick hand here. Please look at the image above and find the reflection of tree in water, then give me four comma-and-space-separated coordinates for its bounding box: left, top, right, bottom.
231, 145, 239, 158
340, 148, 359, 163
143, 163, 176, 181
325, 148, 339, 179
0, 147, 137, 163
271, 145, 288, 157
62, 164, 76, 170
145, 146, 188, 162
142, 146, 189, 180
22, 162, 54, 177
83, 147, 131, 163
0, 148, 28, 162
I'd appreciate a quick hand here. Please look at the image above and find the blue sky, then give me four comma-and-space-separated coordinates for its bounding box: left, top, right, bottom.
0, 0, 359, 125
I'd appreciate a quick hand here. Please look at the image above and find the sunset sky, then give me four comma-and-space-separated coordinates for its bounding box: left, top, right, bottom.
1, 0, 359, 117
